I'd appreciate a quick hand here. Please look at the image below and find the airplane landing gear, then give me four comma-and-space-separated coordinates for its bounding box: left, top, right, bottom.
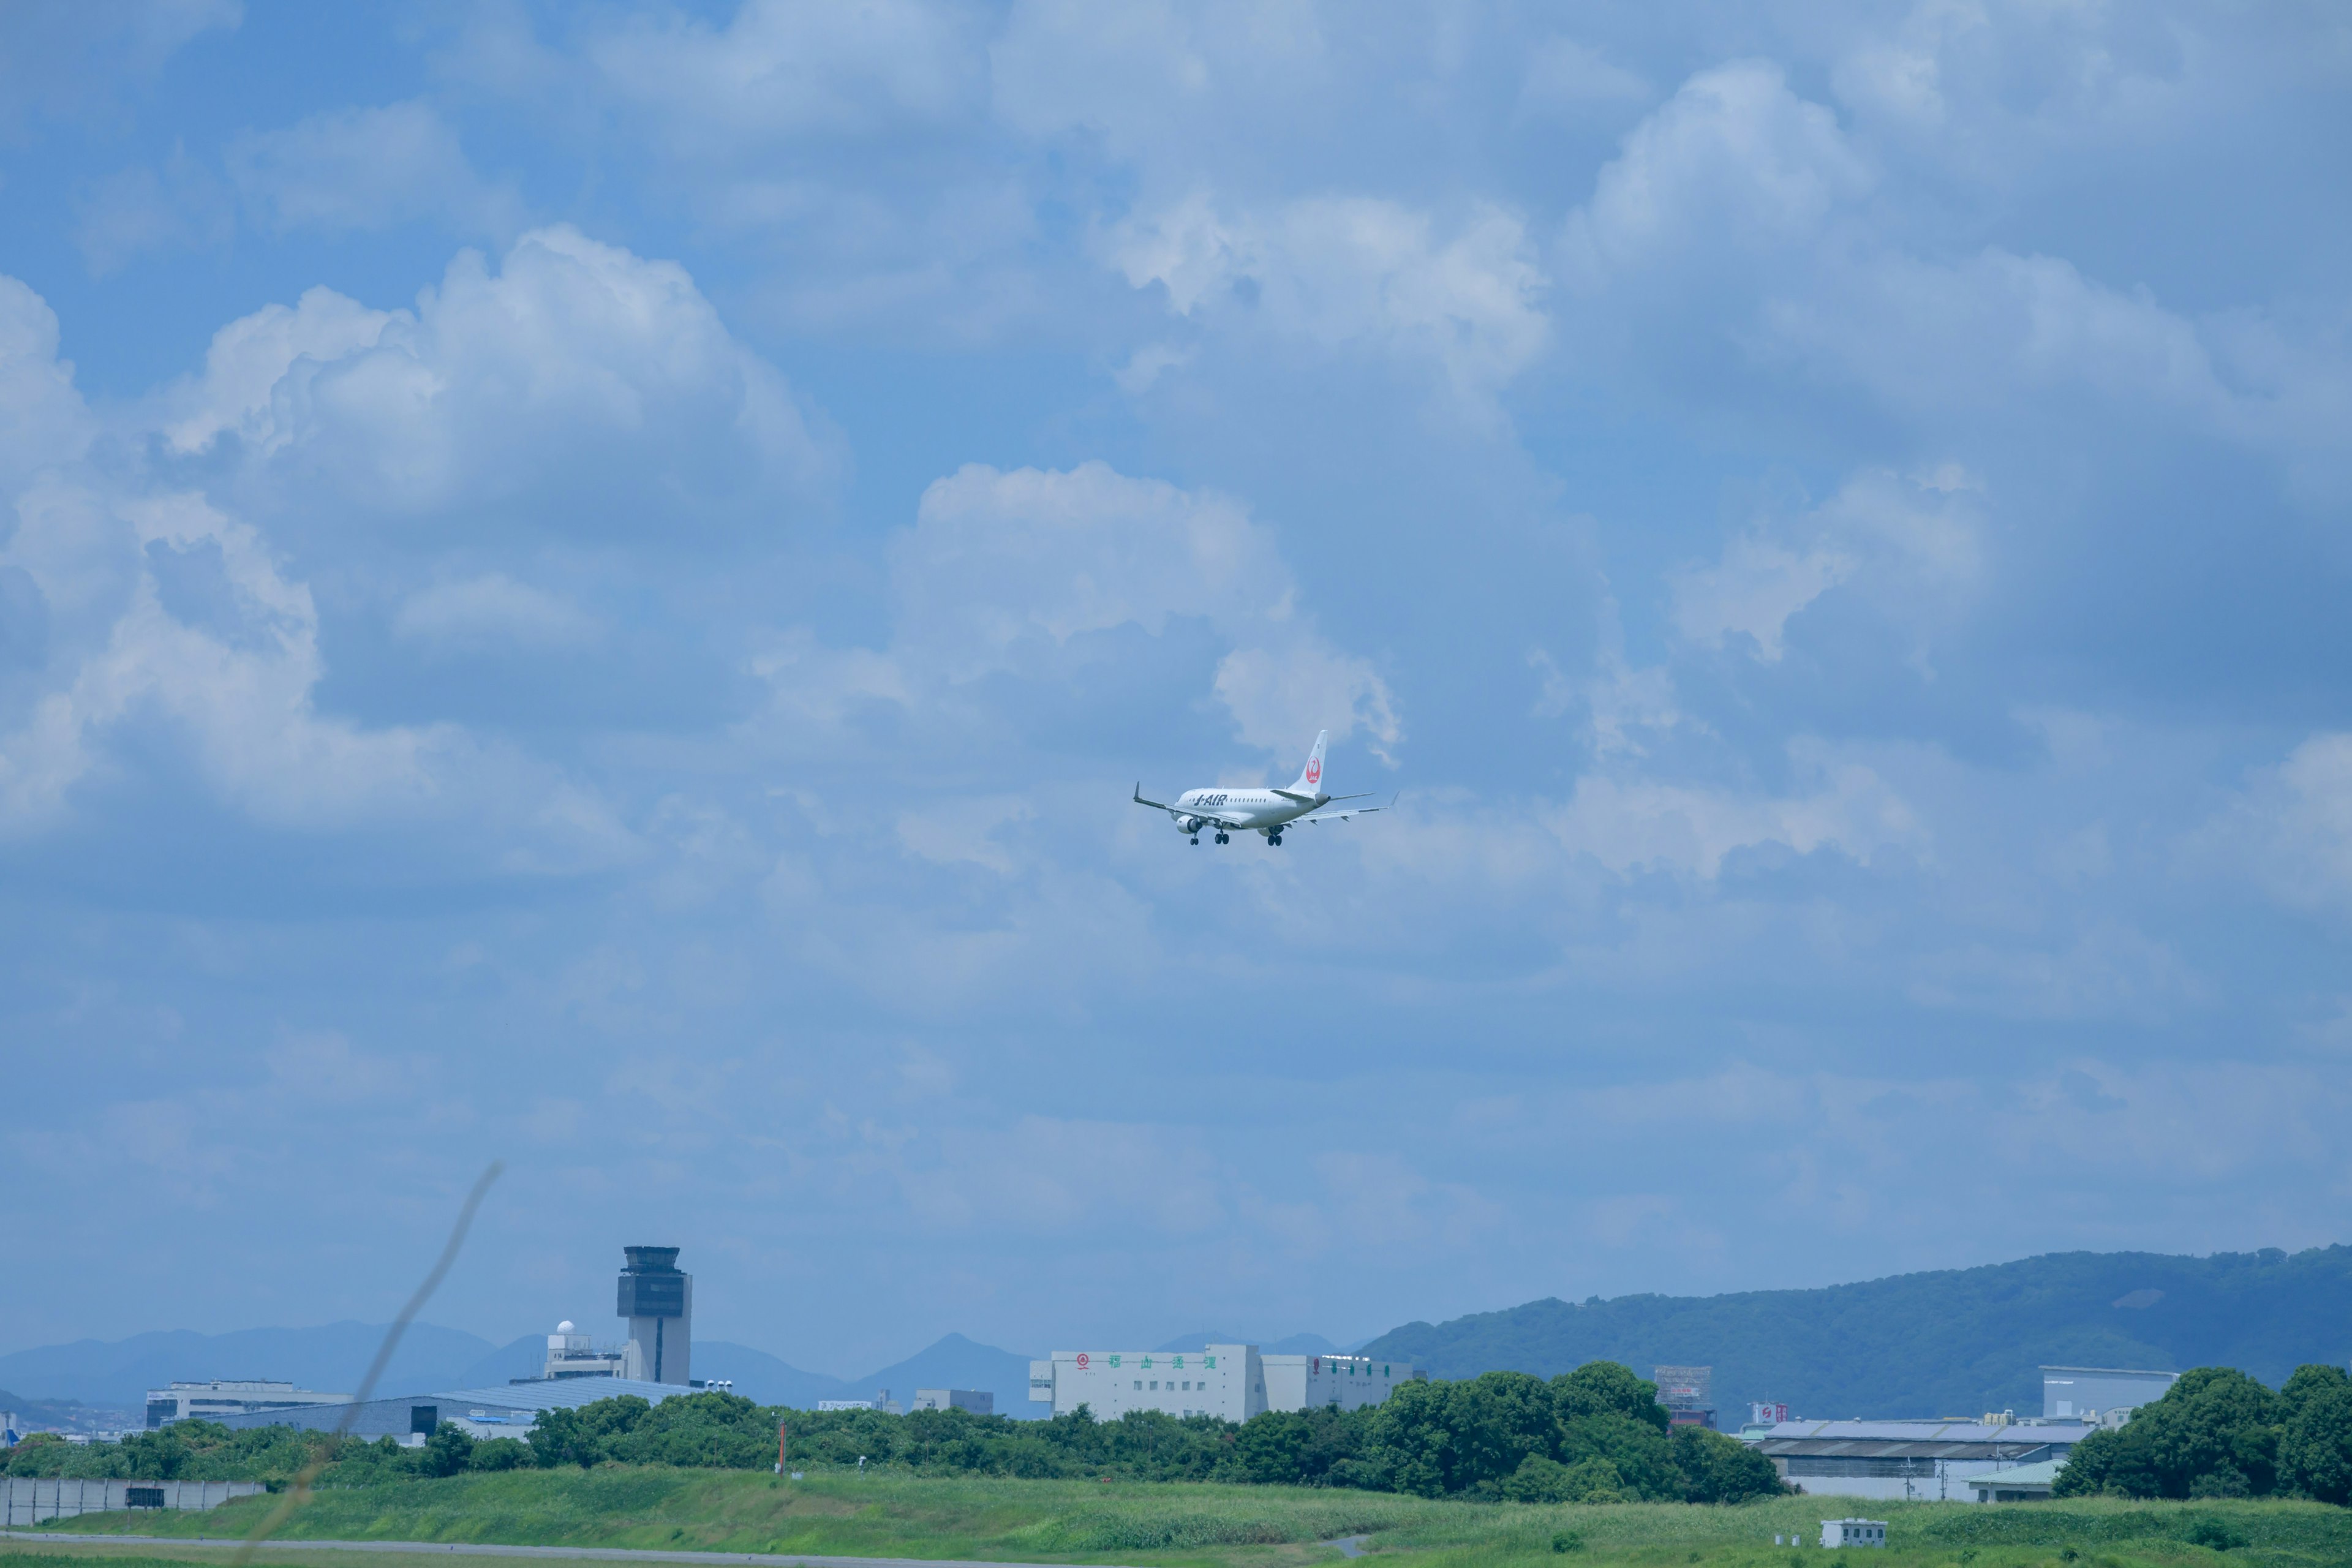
1214, 832, 1229, 844
1189, 835, 1199, 844
1267, 832, 1284, 847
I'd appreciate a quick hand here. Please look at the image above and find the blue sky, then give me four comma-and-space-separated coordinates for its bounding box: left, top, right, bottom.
3, 1, 2350, 1378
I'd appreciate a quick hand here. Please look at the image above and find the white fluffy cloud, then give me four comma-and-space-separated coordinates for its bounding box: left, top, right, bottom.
1543, 745, 1921, 879
0, 279, 95, 494
889, 461, 1400, 759
2203, 734, 2352, 914
1672, 467, 1982, 662
585, 0, 986, 148
1561, 59, 1872, 289
392, 575, 600, 655
226, 100, 518, 238
0, 265, 636, 862
1562, 56, 2352, 494
168, 226, 835, 532
1109, 192, 1548, 404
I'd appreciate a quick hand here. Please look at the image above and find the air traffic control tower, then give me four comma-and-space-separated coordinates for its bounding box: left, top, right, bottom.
616, 1246, 692, 1385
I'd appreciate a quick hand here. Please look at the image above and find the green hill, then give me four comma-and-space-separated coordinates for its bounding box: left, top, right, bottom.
1359, 1245, 2352, 1420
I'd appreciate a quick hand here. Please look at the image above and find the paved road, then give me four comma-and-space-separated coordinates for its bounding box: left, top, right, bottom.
0, 1534, 1148, 1568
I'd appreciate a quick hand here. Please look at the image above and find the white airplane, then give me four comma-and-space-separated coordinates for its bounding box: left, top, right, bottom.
1133, 730, 1389, 846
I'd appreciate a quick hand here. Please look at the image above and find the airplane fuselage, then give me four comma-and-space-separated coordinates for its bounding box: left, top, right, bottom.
1172, 788, 1327, 834
1133, 728, 1382, 846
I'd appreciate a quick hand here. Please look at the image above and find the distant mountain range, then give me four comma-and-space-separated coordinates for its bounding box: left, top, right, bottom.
1360, 1245, 2352, 1420
0, 1325, 1046, 1420
14, 1246, 2345, 1430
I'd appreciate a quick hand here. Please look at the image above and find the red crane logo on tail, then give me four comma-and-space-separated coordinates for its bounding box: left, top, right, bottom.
1305, 758, 1321, 786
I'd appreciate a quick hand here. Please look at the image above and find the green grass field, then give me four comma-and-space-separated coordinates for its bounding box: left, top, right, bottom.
12, 1469, 2352, 1568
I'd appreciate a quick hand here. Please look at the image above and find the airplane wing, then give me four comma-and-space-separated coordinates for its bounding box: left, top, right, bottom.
1291, 794, 1395, 826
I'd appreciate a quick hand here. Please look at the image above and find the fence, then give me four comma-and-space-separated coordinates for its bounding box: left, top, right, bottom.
1, 1477, 264, 1525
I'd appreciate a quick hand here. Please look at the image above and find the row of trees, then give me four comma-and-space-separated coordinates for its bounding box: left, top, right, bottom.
517, 1363, 1782, 1503
0, 1363, 1781, 1504
2053, 1365, 2352, 1504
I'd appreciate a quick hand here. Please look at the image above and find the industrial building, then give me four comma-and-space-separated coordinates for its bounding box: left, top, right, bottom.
215, 1376, 691, 1443
820, 1392, 903, 1414
911, 1389, 992, 1414
145, 1381, 349, 1430
1754, 1419, 2085, 1504
1029, 1345, 1420, 1422
2041, 1366, 2176, 1423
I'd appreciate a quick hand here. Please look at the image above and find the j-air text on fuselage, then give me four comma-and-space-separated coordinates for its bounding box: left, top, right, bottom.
1132, 729, 1392, 846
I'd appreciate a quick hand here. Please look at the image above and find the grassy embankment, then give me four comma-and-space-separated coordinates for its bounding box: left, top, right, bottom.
13, 1469, 2352, 1568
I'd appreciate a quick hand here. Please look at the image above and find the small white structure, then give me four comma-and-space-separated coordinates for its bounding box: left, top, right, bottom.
1820, 1518, 1887, 1549
911, 1389, 993, 1414
818, 1390, 903, 1414
544, 1320, 629, 1380
1029, 1345, 1420, 1421
143, 1381, 349, 1430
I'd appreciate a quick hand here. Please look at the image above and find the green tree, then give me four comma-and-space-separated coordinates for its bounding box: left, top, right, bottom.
1668, 1425, 1785, 1503
1557, 1414, 1678, 1500
2050, 1367, 2282, 1499
2280, 1364, 2352, 1504
1551, 1363, 1671, 1433
419, 1422, 475, 1477
469, 1436, 532, 1472
1232, 1410, 1311, 1484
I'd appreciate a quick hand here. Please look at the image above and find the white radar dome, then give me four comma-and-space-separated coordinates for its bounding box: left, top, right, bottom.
557, 1320, 575, 1333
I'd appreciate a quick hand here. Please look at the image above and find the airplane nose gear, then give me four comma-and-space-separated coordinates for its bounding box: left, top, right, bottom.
1189, 835, 1199, 844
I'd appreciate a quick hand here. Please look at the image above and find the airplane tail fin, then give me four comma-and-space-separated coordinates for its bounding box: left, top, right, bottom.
1289, 730, 1330, 796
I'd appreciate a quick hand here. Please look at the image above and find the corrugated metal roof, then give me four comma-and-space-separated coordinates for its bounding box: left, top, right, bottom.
1760, 1420, 2082, 1442
428, 1379, 693, 1413
1757, 1420, 2082, 1461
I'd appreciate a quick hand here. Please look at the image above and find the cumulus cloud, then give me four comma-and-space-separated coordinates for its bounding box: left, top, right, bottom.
74, 149, 233, 275
1518, 37, 1651, 118
0, 268, 631, 864
226, 100, 519, 238
990, 0, 1330, 157
166, 226, 835, 534
1561, 59, 1872, 290
1561, 56, 2352, 494
584, 0, 987, 148
1543, 745, 1921, 879
0, 279, 94, 493
1107, 192, 1548, 405
2201, 734, 2352, 913
0, 0, 238, 135
888, 461, 1400, 760
392, 575, 600, 654
1672, 467, 1983, 662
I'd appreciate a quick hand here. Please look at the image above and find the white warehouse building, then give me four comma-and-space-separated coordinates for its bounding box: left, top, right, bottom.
1030, 1345, 1421, 1422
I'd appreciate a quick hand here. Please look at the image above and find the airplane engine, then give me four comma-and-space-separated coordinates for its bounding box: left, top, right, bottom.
1177, 816, 1206, 835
